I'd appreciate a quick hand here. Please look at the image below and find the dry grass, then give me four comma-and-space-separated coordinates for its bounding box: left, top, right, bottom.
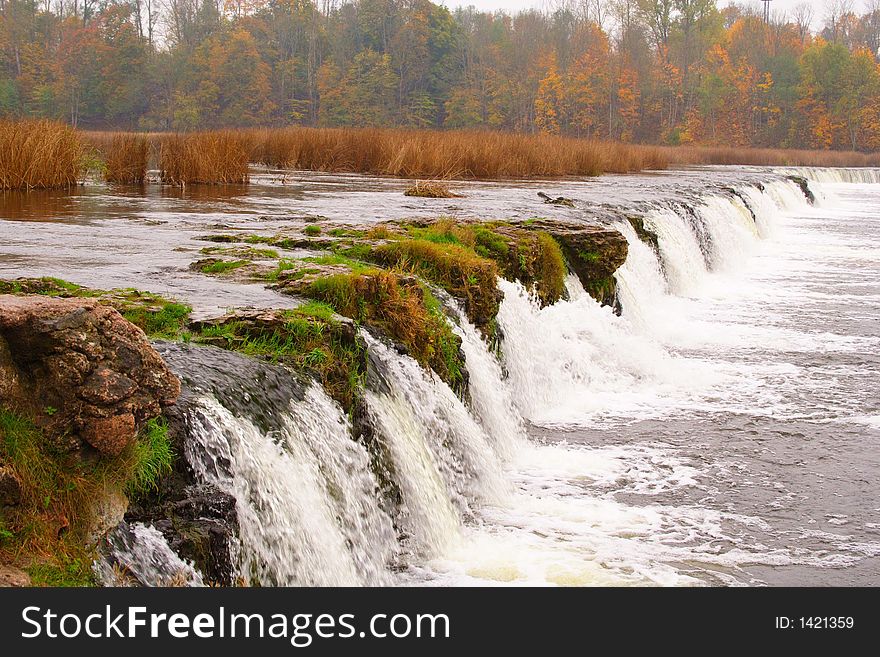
160, 131, 250, 185
660, 145, 880, 168
8, 120, 876, 189
249, 127, 668, 178
370, 236, 501, 332
103, 133, 150, 184
404, 180, 461, 197
0, 119, 83, 190
305, 270, 465, 387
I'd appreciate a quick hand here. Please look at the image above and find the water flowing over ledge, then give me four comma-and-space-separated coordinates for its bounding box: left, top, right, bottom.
89, 168, 880, 586
2, 166, 873, 586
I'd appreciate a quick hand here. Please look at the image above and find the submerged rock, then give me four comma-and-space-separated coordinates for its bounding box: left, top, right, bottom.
0, 295, 180, 456
538, 192, 575, 207
786, 175, 816, 204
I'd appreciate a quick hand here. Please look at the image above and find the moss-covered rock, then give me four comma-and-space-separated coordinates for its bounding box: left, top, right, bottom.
191, 304, 369, 410
0, 277, 193, 340
272, 265, 467, 396
626, 216, 660, 251
517, 219, 628, 307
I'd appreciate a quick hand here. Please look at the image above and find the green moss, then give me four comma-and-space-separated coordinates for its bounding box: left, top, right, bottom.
333, 242, 374, 262
0, 409, 174, 583
406, 222, 467, 246
305, 253, 375, 273
200, 245, 279, 259
328, 227, 366, 238
583, 275, 616, 304
422, 287, 465, 393
533, 232, 566, 303
300, 270, 465, 392
198, 259, 249, 275
369, 238, 499, 334
0, 277, 98, 297
121, 301, 192, 339
578, 249, 601, 263
194, 311, 366, 410
473, 225, 509, 259
263, 259, 302, 282
244, 234, 274, 244
295, 300, 337, 322
304, 225, 322, 237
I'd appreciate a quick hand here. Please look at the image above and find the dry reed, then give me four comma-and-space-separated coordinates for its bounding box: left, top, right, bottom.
0, 119, 83, 190
16, 121, 878, 189
659, 145, 880, 168
103, 133, 150, 184
248, 127, 669, 179
160, 131, 250, 185
404, 180, 462, 197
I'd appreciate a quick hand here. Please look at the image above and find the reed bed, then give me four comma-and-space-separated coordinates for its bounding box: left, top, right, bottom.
249, 127, 668, 179
660, 145, 880, 168
103, 133, 150, 184
0, 119, 83, 190
404, 181, 462, 197
159, 131, 250, 185
5, 120, 877, 190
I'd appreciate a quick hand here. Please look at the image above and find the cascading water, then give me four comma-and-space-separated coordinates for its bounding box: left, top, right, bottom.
99, 171, 880, 586
780, 166, 880, 184
183, 387, 397, 586
95, 523, 206, 587
361, 330, 509, 557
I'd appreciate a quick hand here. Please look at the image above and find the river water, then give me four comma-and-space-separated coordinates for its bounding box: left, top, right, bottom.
2, 167, 878, 586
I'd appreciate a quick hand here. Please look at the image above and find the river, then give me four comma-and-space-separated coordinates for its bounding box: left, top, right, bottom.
2, 166, 878, 586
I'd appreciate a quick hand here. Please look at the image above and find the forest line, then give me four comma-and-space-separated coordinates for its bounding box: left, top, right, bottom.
1, 0, 880, 153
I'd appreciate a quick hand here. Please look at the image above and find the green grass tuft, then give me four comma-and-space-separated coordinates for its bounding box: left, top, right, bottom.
0, 408, 176, 584
199, 260, 249, 275
125, 418, 174, 499
122, 302, 192, 339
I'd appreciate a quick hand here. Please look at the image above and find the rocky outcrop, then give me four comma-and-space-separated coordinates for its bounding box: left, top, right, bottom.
626, 216, 660, 252
538, 191, 575, 207
0, 564, 30, 587
519, 219, 629, 308
0, 460, 22, 506
786, 175, 816, 204
0, 295, 180, 456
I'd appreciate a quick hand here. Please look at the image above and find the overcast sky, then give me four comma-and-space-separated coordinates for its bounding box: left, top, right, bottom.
438, 1, 874, 28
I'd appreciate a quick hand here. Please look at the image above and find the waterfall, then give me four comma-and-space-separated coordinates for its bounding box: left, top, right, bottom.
444, 293, 527, 460
496, 177, 814, 428
95, 523, 206, 587
361, 331, 509, 557
184, 384, 397, 586
778, 167, 880, 184
107, 172, 848, 587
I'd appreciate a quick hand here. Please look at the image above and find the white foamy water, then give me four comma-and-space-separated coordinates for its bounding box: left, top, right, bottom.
69, 169, 880, 587
95, 523, 205, 587
409, 173, 880, 586
184, 383, 397, 586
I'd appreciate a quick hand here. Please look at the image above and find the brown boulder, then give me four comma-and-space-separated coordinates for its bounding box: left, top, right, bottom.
0, 565, 30, 587
0, 461, 22, 506
0, 295, 180, 456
